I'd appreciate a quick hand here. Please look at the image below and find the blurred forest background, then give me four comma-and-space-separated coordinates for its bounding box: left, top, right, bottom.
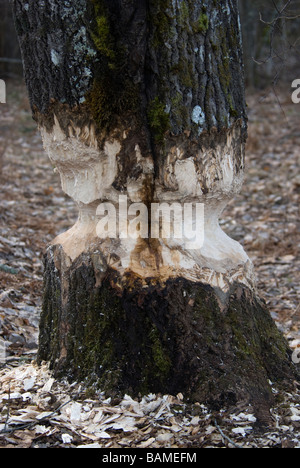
0, 0, 22, 78
240, 0, 300, 87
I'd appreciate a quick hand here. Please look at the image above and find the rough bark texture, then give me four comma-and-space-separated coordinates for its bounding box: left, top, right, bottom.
13, 0, 247, 137
12, 0, 298, 416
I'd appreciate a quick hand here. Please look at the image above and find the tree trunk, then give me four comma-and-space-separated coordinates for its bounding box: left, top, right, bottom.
13, 0, 297, 418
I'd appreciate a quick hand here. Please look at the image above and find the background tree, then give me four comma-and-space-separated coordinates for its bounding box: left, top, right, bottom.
12, 0, 298, 421
0, 0, 22, 172
0, 0, 22, 77
239, 0, 300, 88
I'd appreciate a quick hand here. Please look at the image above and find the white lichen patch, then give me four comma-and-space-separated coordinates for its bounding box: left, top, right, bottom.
191, 106, 206, 127
51, 49, 61, 67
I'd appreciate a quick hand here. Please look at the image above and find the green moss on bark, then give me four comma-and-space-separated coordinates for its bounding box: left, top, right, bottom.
194, 12, 209, 34
91, 13, 115, 65
85, 77, 139, 132
147, 97, 171, 144
148, 0, 174, 49
149, 326, 172, 378
85, 0, 141, 133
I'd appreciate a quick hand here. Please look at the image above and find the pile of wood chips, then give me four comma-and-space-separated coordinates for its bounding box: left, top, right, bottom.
0, 361, 300, 448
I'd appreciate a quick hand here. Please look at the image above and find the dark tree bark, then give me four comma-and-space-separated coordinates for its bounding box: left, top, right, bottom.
13, 0, 298, 420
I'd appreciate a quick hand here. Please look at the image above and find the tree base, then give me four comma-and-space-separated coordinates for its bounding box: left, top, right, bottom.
38, 245, 298, 420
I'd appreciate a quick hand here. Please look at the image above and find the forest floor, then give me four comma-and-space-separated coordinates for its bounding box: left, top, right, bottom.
0, 80, 299, 449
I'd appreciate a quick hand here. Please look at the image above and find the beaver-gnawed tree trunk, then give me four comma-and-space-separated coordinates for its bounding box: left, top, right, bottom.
13, 0, 298, 420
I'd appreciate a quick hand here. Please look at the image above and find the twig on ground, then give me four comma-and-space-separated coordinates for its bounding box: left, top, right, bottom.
0, 399, 73, 435
214, 418, 244, 449
2, 384, 11, 434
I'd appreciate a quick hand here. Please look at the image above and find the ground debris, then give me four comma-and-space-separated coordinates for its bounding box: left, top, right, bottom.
0, 362, 300, 448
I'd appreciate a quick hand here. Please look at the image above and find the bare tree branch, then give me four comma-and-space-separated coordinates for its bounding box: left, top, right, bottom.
259, 11, 300, 25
